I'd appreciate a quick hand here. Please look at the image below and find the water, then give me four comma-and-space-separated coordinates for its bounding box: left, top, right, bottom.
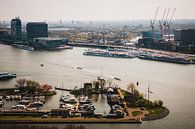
0, 43, 195, 129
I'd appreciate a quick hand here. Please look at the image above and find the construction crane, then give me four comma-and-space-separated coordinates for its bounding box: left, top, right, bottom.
150, 6, 159, 40
159, 9, 166, 39
163, 8, 170, 50
163, 8, 170, 36
166, 8, 176, 47
167, 8, 176, 42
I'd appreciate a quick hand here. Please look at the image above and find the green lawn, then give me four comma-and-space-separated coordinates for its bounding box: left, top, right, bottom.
132, 111, 143, 117
147, 107, 165, 115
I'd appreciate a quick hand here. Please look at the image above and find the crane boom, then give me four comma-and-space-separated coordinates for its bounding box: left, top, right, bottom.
165, 8, 170, 25
162, 9, 166, 23
152, 6, 159, 25
168, 8, 176, 25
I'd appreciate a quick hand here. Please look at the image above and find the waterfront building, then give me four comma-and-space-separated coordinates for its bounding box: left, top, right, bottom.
33, 37, 66, 49
181, 29, 195, 45
11, 17, 22, 40
180, 29, 195, 53
27, 22, 48, 41
173, 29, 181, 41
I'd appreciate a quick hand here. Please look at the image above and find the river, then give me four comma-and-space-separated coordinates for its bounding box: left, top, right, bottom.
0, 43, 195, 129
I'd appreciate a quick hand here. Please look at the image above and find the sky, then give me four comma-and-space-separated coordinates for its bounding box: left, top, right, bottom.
0, 0, 195, 21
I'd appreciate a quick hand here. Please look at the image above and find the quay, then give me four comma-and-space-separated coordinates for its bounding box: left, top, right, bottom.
0, 109, 142, 124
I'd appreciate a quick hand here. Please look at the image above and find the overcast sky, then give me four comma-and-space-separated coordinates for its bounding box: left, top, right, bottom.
0, 0, 194, 21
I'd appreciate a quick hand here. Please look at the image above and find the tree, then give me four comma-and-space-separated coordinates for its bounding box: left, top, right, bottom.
127, 83, 136, 94
134, 89, 140, 97
158, 100, 163, 107
15, 78, 26, 87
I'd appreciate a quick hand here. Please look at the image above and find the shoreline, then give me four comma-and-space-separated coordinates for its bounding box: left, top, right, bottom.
0, 117, 142, 124
142, 107, 169, 121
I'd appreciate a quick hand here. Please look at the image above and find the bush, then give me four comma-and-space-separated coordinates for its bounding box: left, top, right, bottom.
158, 100, 163, 107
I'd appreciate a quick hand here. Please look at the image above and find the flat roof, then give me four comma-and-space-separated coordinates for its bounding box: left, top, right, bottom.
34, 37, 64, 41
27, 22, 47, 25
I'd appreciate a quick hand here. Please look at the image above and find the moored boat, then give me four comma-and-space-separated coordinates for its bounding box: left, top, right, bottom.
13, 44, 34, 51
0, 72, 17, 80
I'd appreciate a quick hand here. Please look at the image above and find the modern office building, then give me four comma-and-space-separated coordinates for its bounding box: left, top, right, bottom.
11, 18, 22, 40
26, 22, 48, 41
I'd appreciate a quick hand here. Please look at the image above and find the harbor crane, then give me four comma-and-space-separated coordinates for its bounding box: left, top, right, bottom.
163, 8, 170, 36
167, 8, 176, 42
150, 6, 159, 40
163, 8, 170, 50
159, 9, 166, 39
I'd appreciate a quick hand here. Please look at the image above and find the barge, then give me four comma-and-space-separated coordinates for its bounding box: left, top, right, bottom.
83, 49, 135, 58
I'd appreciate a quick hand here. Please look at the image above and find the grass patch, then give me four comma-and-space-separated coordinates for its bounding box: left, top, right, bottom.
132, 111, 143, 117
45, 91, 57, 96
147, 107, 165, 115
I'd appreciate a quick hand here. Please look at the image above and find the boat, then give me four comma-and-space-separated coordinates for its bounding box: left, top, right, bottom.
79, 96, 92, 104
60, 95, 77, 104
57, 45, 73, 50
0, 101, 4, 107
114, 77, 121, 81
19, 99, 31, 105
83, 49, 135, 58
30, 101, 44, 107
13, 44, 34, 51
77, 67, 83, 70
0, 72, 17, 80
138, 53, 190, 64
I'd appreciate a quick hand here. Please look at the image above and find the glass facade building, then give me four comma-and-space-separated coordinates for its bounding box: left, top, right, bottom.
26, 22, 48, 41
11, 18, 22, 40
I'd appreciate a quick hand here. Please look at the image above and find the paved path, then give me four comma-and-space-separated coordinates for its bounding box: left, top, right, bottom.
117, 89, 149, 120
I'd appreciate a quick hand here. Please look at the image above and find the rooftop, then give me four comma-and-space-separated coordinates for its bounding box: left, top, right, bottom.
27, 22, 47, 25
34, 37, 63, 41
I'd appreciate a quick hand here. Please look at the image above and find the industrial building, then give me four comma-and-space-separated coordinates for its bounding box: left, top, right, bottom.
27, 22, 48, 41
11, 18, 22, 40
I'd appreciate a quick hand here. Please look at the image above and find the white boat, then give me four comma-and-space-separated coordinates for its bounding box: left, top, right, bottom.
13, 44, 34, 51
60, 95, 77, 104
79, 96, 92, 104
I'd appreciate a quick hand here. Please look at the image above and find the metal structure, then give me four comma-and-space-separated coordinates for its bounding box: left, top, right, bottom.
150, 6, 159, 40
167, 8, 176, 41
159, 9, 166, 39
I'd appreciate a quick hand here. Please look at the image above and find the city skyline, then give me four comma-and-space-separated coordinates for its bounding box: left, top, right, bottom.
0, 0, 195, 21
